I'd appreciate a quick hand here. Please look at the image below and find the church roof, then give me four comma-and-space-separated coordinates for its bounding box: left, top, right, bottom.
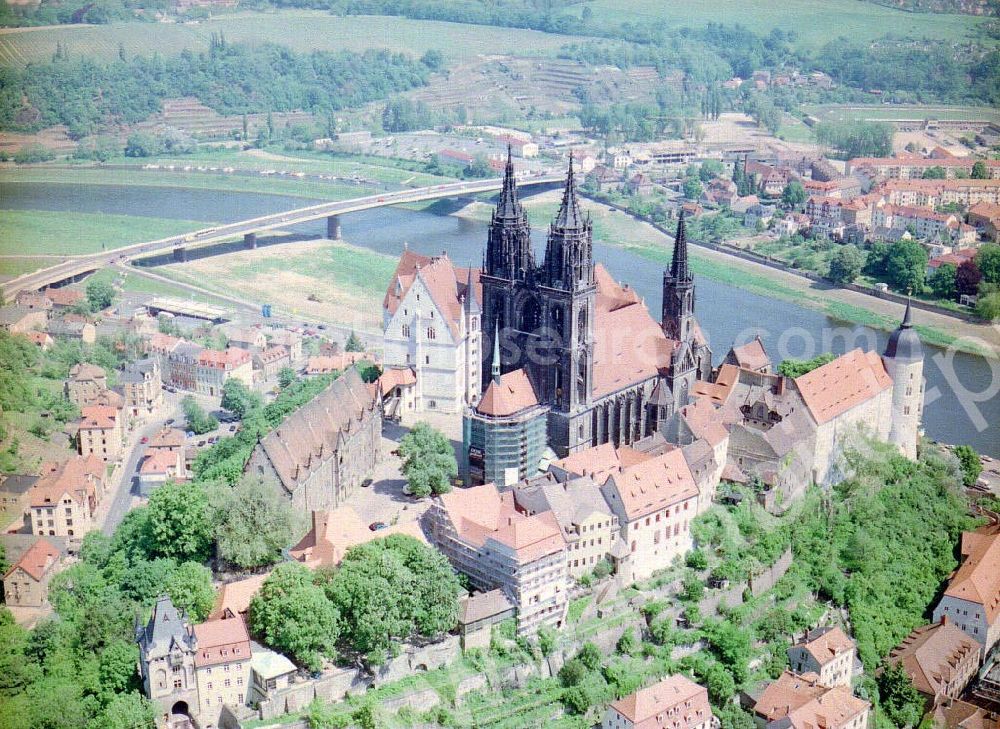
477, 368, 540, 417
553, 154, 584, 230
383, 250, 481, 339
592, 265, 677, 398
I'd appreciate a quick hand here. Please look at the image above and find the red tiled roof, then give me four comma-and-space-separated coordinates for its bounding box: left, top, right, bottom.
148, 428, 185, 449
552, 442, 622, 482
4, 537, 60, 581
605, 448, 699, 520
610, 674, 711, 727
289, 506, 426, 569
928, 248, 977, 270
730, 338, 770, 372
43, 288, 84, 307
78, 404, 120, 430
945, 527, 1000, 623
209, 573, 269, 620
198, 347, 251, 369
376, 366, 416, 394
383, 250, 481, 339
141, 449, 181, 475
888, 619, 980, 698
476, 369, 539, 417
797, 626, 855, 667
192, 617, 251, 668
755, 671, 869, 729
794, 349, 892, 425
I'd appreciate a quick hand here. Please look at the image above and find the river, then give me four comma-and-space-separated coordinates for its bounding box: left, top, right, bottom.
2, 180, 997, 457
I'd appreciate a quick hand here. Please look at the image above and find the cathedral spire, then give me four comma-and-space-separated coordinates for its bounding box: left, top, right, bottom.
496, 144, 520, 219
553, 152, 583, 230
491, 322, 502, 384
670, 211, 691, 283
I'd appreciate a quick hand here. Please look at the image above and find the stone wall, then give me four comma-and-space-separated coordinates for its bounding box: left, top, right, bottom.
749, 548, 793, 597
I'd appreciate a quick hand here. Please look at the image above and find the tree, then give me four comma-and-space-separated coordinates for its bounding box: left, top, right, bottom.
345, 331, 364, 352
827, 245, 865, 285
976, 292, 1000, 321
220, 378, 261, 419
124, 132, 160, 158
399, 423, 457, 498
885, 241, 928, 294
702, 620, 752, 683
928, 263, 958, 299
420, 49, 444, 71
85, 279, 116, 312
977, 244, 1000, 285
249, 562, 340, 671
87, 692, 156, 729
971, 160, 988, 179
278, 367, 297, 389
325, 535, 459, 664
704, 661, 737, 704
781, 180, 806, 208
699, 159, 724, 182
681, 574, 705, 602
208, 475, 296, 570
954, 445, 982, 488
181, 395, 218, 435
165, 562, 215, 621
97, 640, 139, 697
145, 482, 212, 562
955, 259, 983, 298
777, 353, 835, 378
878, 663, 924, 729
922, 166, 946, 179
683, 177, 703, 200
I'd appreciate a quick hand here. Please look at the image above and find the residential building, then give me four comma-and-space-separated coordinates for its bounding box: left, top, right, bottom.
2, 536, 61, 608
148, 428, 186, 459
846, 156, 1000, 180
253, 346, 291, 381
15, 290, 53, 312
599, 449, 699, 581
753, 671, 871, 729
246, 367, 382, 511
28, 456, 105, 540
382, 248, 482, 413
248, 649, 297, 706
932, 525, 1000, 658
305, 351, 370, 375
44, 288, 85, 310
603, 674, 716, 729
139, 449, 185, 497
24, 331, 54, 350
931, 700, 1000, 729
746, 161, 793, 196
192, 618, 252, 723
47, 317, 96, 344
428, 482, 568, 634
122, 358, 164, 422
266, 329, 303, 363
744, 203, 776, 229
968, 201, 1000, 242
464, 360, 549, 486
227, 327, 267, 351
458, 589, 517, 650
0, 473, 38, 526
875, 178, 1000, 209
196, 348, 253, 397
787, 626, 858, 688
871, 203, 959, 241
513, 472, 618, 579
0, 306, 47, 334
165, 341, 203, 392
289, 506, 426, 569
77, 404, 125, 462
64, 363, 109, 407
626, 172, 654, 196
887, 617, 981, 708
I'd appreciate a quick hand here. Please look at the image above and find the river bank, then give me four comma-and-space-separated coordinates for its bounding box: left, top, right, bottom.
454, 192, 999, 359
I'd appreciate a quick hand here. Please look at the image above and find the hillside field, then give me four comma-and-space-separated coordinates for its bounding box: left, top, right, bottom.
803, 103, 1000, 123
0, 12, 578, 67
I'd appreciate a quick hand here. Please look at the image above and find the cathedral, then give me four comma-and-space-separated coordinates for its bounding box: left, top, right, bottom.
480, 151, 712, 457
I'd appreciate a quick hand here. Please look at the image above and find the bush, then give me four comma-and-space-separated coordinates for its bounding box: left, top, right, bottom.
686, 549, 709, 571
954, 445, 982, 487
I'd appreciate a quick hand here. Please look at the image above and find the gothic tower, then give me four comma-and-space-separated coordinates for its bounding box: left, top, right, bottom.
481, 146, 533, 390
882, 299, 924, 460
661, 213, 699, 414
534, 154, 595, 420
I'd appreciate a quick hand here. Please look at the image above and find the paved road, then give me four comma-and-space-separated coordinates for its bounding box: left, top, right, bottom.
100, 393, 185, 536
2, 173, 562, 299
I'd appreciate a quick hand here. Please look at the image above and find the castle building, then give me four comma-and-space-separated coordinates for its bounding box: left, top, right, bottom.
382, 249, 482, 413
137, 595, 252, 729
881, 300, 924, 460
245, 367, 381, 512
463, 332, 549, 486
479, 151, 711, 458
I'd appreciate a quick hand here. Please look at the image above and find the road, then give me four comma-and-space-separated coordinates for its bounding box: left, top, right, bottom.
100, 392, 186, 536
1, 173, 562, 299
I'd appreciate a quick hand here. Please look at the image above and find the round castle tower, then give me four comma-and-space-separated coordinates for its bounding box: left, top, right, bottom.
882, 299, 924, 460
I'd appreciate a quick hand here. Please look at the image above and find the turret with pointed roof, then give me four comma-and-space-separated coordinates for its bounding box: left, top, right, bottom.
542, 153, 594, 291
882, 298, 924, 459
662, 211, 695, 343
485, 145, 533, 282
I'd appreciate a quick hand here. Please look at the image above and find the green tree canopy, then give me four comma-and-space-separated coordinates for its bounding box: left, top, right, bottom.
827, 245, 864, 285
777, 353, 835, 378
181, 395, 218, 435
165, 562, 215, 622
249, 562, 340, 671
145, 481, 213, 562
954, 445, 982, 488
683, 177, 703, 200
976, 244, 1000, 285
398, 422, 457, 498
220, 378, 262, 419
781, 180, 806, 208
208, 475, 296, 570
928, 262, 957, 300
884, 240, 928, 294
85, 279, 116, 312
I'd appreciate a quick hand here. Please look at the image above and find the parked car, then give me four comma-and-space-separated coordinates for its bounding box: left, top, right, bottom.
165, 418, 175, 425
361, 478, 373, 488
368, 521, 387, 531
140, 436, 149, 444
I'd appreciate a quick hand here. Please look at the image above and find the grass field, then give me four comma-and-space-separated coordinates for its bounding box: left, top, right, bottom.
0, 166, 379, 201
110, 147, 455, 187
0, 256, 55, 277
0, 11, 580, 67
587, 0, 987, 48
0, 209, 211, 256
804, 103, 1000, 123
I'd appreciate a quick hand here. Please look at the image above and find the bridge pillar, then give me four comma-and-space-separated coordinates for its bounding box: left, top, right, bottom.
327, 215, 342, 240
172, 247, 188, 263
244, 232, 257, 249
